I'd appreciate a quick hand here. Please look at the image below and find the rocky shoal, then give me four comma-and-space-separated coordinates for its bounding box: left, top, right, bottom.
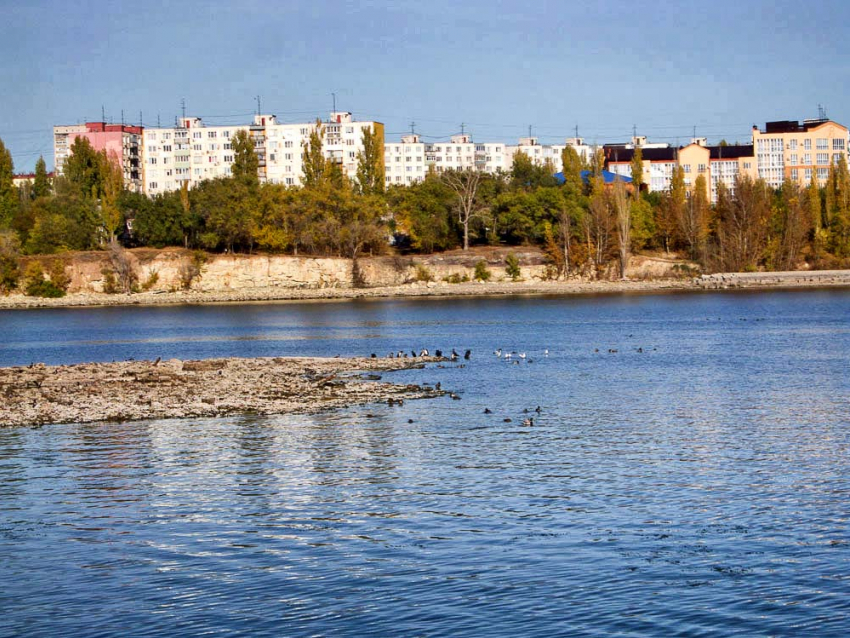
0, 356, 445, 427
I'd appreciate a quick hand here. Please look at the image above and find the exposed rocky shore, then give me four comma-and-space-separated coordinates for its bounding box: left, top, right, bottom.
0, 356, 445, 427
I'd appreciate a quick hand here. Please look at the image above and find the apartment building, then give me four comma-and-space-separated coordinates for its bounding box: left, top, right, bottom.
53, 122, 143, 192
607, 139, 757, 202
384, 134, 507, 186
752, 119, 849, 188
141, 112, 383, 195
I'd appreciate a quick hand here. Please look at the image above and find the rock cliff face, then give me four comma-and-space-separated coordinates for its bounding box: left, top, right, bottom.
24, 247, 693, 295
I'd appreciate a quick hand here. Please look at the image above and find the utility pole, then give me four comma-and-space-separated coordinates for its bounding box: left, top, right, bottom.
256, 95, 261, 115
101, 105, 106, 123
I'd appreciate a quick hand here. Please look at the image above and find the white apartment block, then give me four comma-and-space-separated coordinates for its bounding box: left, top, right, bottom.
384, 134, 508, 186
142, 112, 382, 195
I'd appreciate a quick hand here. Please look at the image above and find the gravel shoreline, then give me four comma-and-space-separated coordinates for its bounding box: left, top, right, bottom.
2, 275, 849, 310
0, 356, 446, 427
0, 279, 696, 309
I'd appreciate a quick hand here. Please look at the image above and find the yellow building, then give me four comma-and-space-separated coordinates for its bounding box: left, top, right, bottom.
607, 141, 757, 202
752, 119, 849, 188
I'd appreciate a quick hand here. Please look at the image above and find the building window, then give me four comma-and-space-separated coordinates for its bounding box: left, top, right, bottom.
816, 138, 828, 150
682, 164, 691, 173
791, 168, 798, 180
224, 143, 232, 150
208, 131, 217, 138
834, 154, 842, 165
833, 139, 846, 151
193, 132, 202, 139
817, 167, 829, 180
148, 182, 157, 190
817, 153, 829, 165
804, 139, 812, 150
223, 131, 230, 138
697, 164, 706, 173
743, 162, 751, 169
805, 168, 813, 180
285, 178, 294, 185
803, 153, 812, 165
788, 139, 797, 150
790, 154, 798, 165
193, 144, 202, 151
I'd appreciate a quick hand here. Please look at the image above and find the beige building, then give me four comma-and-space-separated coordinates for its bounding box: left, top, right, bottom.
752, 119, 849, 188
607, 139, 757, 202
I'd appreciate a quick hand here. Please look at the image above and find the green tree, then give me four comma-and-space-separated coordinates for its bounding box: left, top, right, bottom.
32, 156, 51, 198
355, 125, 385, 195
629, 146, 644, 199
193, 177, 256, 252
63, 137, 104, 199
0, 138, 17, 229
253, 183, 295, 252
231, 129, 259, 186
301, 120, 343, 189
560, 145, 585, 193
389, 175, 457, 253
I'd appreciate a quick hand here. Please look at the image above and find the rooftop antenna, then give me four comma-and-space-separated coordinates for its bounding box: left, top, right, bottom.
181, 98, 186, 120
460, 122, 466, 136
409, 121, 416, 135
101, 105, 106, 123
332, 92, 336, 114
255, 95, 261, 116
528, 124, 533, 139
121, 109, 125, 126
574, 124, 579, 140
693, 124, 697, 139
632, 124, 637, 139
139, 111, 143, 127
157, 114, 161, 128
818, 104, 827, 120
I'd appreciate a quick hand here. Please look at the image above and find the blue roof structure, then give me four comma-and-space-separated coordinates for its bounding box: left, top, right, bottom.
553, 170, 633, 185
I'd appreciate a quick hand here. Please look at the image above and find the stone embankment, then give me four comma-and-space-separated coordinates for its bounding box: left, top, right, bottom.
0, 356, 444, 427
696, 270, 850, 289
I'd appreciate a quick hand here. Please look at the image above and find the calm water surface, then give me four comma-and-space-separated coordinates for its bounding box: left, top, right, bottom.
1, 290, 849, 636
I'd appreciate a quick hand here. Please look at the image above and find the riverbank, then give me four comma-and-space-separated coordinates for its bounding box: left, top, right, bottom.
3, 272, 850, 309
0, 356, 445, 427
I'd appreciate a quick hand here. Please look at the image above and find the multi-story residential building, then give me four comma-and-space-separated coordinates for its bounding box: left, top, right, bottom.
607, 138, 757, 202
53, 122, 143, 192
384, 134, 507, 186
141, 112, 383, 195
752, 118, 849, 188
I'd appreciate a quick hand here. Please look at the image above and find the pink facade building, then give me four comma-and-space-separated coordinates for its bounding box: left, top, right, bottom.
54, 122, 143, 192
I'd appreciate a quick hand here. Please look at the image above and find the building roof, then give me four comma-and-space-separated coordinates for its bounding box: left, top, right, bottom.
553, 170, 633, 185
760, 119, 845, 134
709, 145, 754, 160
604, 146, 678, 163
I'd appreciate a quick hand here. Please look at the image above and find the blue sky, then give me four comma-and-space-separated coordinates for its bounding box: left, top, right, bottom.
1, 0, 848, 172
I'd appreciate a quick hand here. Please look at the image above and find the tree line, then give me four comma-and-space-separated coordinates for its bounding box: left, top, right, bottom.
1, 129, 849, 292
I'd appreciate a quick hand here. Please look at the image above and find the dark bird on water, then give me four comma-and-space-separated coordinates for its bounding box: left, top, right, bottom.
535, 406, 542, 414
464, 349, 471, 360
435, 382, 441, 390
484, 408, 492, 414
449, 393, 461, 400
504, 418, 512, 423
522, 417, 534, 426
435, 350, 443, 358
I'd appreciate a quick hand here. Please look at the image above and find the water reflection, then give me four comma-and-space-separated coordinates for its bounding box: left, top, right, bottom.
1, 291, 849, 636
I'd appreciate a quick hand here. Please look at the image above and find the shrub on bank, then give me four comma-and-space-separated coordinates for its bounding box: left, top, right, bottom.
505, 253, 521, 281
474, 260, 491, 282
24, 260, 70, 298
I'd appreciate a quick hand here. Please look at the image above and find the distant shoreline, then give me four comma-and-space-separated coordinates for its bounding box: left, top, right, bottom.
1, 275, 850, 310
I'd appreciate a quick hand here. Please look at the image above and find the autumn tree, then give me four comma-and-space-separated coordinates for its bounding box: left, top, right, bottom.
301, 120, 342, 189
678, 173, 710, 261
656, 165, 685, 254
443, 168, 488, 250
584, 176, 615, 277
771, 180, 810, 270
100, 150, 125, 242
715, 175, 772, 271
355, 125, 385, 195
612, 178, 632, 278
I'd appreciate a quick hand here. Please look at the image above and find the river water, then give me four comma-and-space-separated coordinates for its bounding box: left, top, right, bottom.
1, 290, 849, 637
